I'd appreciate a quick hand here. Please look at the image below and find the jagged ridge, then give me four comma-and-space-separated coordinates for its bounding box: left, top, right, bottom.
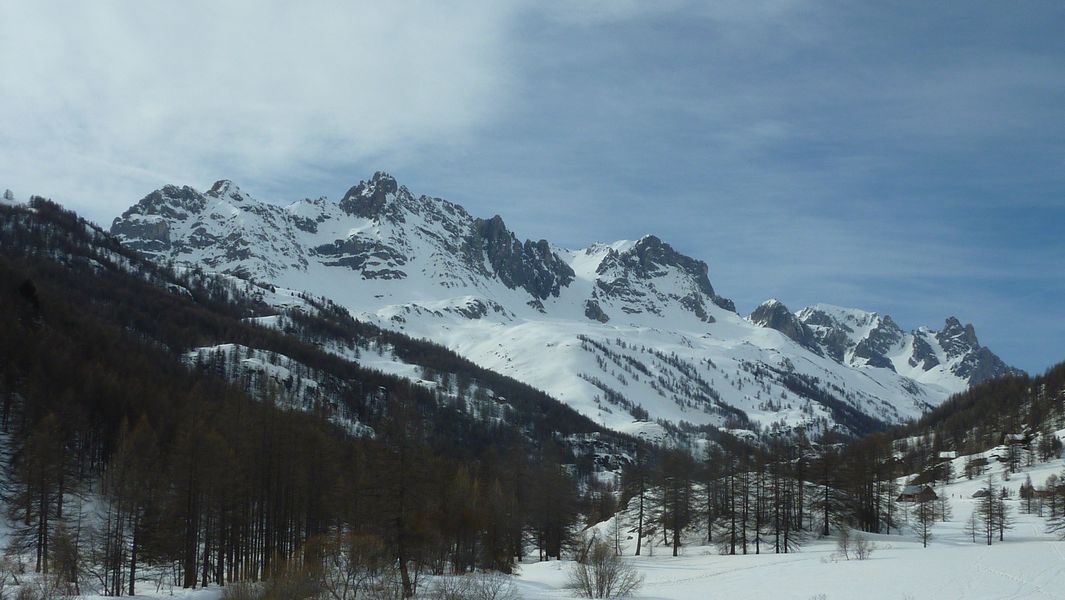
110, 173, 1020, 438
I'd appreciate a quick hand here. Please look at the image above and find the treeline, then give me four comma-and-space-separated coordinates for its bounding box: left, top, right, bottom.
0, 200, 627, 596
899, 363, 1065, 458
823, 357, 1065, 543
614, 439, 812, 558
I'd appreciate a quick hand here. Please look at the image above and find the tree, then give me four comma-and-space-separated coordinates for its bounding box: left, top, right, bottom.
1047, 470, 1065, 538
936, 479, 952, 522
376, 392, 434, 597
658, 451, 693, 557
995, 487, 1014, 542
10, 413, 66, 574
835, 527, 851, 560
97, 415, 160, 595
914, 498, 935, 548
975, 471, 1013, 545
314, 532, 391, 600
964, 509, 979, 543
621, 449, 650, 556
530, 456, 579, 562
1006, 444, 1023, 474
1020, 474, 1035, 514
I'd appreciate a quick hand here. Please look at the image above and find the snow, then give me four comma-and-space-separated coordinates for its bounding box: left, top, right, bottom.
798, 304, 974, 396
511, 532, 1065, 599
112, 178, 1000, 436
506, 453, 1065, 600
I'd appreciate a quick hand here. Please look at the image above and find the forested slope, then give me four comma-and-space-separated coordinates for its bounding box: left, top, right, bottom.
0, 198, 641, 596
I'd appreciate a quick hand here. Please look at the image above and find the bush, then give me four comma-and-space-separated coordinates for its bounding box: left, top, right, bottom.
568, 538, 643, 599
221, 581, 266, 600
835, 527, 851, 560
11, 575, 75, 600
429, 572, 520, 600
853, 535, 876, 560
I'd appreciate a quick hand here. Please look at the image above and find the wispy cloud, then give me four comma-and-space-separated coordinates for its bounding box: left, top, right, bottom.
1, 1, 1061, 373
1, 0, 519, 218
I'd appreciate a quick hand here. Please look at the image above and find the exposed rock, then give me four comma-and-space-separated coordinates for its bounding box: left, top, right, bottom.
853, 316, 903, 371
339, 171, 406, 223
598, 236, 734, 312
584, 299, 609, 323
466, 215, 574, 300
750, 300, 819, 353
908, 333, 941, 370
314, 238, 408, 280
797, 306, 1021, 386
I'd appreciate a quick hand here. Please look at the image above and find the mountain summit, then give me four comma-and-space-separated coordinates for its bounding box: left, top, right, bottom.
111, 173, 1020, 437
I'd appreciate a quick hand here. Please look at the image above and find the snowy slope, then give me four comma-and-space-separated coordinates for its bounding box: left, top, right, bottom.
110, 173, 1019, 437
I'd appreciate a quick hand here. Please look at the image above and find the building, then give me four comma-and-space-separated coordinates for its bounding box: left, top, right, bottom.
898, 484, 937, 503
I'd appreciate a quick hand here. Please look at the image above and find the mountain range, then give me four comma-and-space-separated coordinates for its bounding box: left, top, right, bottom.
110, 172, 1020, 437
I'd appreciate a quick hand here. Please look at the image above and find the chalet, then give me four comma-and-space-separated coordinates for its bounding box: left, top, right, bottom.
938, 451, 957, 460
898, 484, 937, 503
1002, 433, 1031, 446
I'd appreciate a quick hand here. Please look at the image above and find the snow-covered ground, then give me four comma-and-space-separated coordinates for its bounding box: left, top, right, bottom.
513, 529, 1065, 600
49, 454, 1065, 600
509, 456, 1065, 600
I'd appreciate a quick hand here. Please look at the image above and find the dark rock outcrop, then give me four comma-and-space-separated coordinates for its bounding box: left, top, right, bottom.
466, 215, 575, 300
749, 300, 820, 353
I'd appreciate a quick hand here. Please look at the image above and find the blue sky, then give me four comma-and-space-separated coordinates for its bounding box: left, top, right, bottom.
2, 1, 1062, 373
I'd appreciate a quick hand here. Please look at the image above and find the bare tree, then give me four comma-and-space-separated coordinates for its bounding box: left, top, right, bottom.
914, 499, 935, 548
964, 510, 980, 543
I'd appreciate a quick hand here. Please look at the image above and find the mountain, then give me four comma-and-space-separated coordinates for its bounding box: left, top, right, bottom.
750, 301, 1022, 390
111, 172, 1020, 438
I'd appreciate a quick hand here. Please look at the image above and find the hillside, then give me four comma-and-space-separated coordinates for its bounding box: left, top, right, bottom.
0, 197, 651, 595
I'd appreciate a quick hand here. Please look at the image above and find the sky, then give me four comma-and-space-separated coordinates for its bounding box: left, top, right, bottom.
1, 1, 1063, 374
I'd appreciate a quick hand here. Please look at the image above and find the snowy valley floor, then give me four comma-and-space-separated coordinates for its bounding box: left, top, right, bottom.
87, 523, 1065, 600
65, 456, 1065, 600
515, 526, 1065, 600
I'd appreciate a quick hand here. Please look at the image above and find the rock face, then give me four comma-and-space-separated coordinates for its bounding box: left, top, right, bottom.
588, 236, 733, 323
467, 216, 574, 300
111, 172, 1021, 437
769, 304, 1022, 389
934, 317, 1021, 385
749, 300, 820, 354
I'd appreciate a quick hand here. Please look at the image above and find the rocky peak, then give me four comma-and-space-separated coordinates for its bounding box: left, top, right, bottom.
338, 171, 407, 222
466, 215, 574, 300
750, 299, 820, 353
110, 185, 210, 254
206, 179, 247, 202
937, 316, 980, 356
129, 185, 207, 220
599, 235, 735, 312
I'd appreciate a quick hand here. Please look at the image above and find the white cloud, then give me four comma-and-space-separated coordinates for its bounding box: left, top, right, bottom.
0, 0, 520, 222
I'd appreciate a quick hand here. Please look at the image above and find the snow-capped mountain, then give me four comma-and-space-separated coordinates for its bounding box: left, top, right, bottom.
111, 172, 1020, 437
750, 300, 1020, 391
